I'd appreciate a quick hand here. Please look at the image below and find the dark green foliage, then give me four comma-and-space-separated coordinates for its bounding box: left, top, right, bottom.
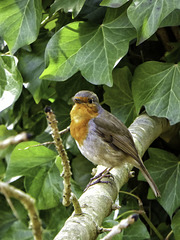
0, 0, 180, 239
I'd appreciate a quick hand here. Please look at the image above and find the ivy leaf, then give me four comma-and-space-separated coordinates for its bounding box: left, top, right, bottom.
0, 199, 16, 239
0, 0, 42, 54
0, 55, 23, 112
40, 9, 136, 86
55, 72, 95, 102
2, 221, 33, 240
5, 141, 57, 180
77, 0, 106, 23
127, 0, 180, 44
100, 0, 129, 8
171, 210, 180, 240
104, 67, 136, 126
50, 0, 86, 18
132, 61, 180, 125
41, 202, 72, 239
17, 32, 50, 103
71, 154, 93, 190
160, 9, 180, 27
145, 148, 180, 217
24, 163, 63, 210
52, 99, 71, 130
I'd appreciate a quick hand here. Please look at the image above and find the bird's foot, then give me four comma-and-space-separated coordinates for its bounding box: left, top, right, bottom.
84, 167, 113, 192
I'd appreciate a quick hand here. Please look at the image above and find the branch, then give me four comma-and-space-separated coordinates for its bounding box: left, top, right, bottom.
0, 181, 42, 240
54, 114, 172, 240
70, 193, 82, 215
45, 107, 72, 206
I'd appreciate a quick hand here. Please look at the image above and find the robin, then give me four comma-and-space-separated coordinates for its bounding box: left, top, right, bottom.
70, 90, 160, 197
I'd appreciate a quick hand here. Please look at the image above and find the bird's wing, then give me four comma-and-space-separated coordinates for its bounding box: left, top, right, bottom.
93, 111, 139, 162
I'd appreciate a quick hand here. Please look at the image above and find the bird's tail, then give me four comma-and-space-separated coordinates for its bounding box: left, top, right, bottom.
140, 164, 161, 197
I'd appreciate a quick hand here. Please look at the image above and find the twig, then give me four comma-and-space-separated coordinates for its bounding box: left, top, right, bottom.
0, 132, 30, 149
24, 141, 54, 149
0, 181, 42, 240
165, 230, 173, 240
59, 126, 70, 135
45, 106, 72, 206
24, 126, 70, 149
70, 193, 82, 215
100, 214, 139, 240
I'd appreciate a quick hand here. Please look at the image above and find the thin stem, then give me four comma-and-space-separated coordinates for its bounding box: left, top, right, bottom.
165, 230, 173, 240
119, 191, 164, 240
70, 193, 82, 215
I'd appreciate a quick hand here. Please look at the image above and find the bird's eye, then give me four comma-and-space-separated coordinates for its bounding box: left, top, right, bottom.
88, 98, 93, 104
74, 98, 81, 103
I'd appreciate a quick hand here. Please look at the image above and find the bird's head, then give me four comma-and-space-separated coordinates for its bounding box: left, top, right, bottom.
72, 90, 99, 105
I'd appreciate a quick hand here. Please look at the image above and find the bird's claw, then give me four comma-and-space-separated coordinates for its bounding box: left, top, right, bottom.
84, 167, 113, 192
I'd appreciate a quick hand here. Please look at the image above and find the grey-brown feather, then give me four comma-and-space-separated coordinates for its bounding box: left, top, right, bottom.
92, 109, 160, 197
94, 110, 140, 163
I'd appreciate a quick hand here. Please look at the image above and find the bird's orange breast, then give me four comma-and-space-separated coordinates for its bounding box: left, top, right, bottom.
70, 103, 98, 145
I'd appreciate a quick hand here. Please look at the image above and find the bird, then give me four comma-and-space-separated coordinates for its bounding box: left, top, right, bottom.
70, 90, 160, 197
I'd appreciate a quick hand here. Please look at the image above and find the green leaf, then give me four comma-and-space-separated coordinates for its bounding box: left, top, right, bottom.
104, 67, 136, 126
17, 32, 50, 103
171, 210, 180, 240
127, 0, 180, 44
25, 163, 63, 210
0, 125, 16, 142
41, 202, 72, 239
164, 43, 180, 63
65, 134, 80, 156
11, 90, 47, 136
0, 55, 23, 112
71, 154, 93, 190
55, 72, 95, 102
40, 9, 136, 86
160, 9, 180, 27
77, 0, 106, 23
0, 198, 16, 239
2, 221, 33, 240
0, 0, 42, 54
145, 148, 180, 217
5, 141, 57, 180
52, 99, 71, 130
101, 0, 129, 8
50, 0, 86, 18
132, 61, 180, 125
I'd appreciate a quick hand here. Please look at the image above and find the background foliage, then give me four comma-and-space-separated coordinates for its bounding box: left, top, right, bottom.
0, 0, 180, 239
